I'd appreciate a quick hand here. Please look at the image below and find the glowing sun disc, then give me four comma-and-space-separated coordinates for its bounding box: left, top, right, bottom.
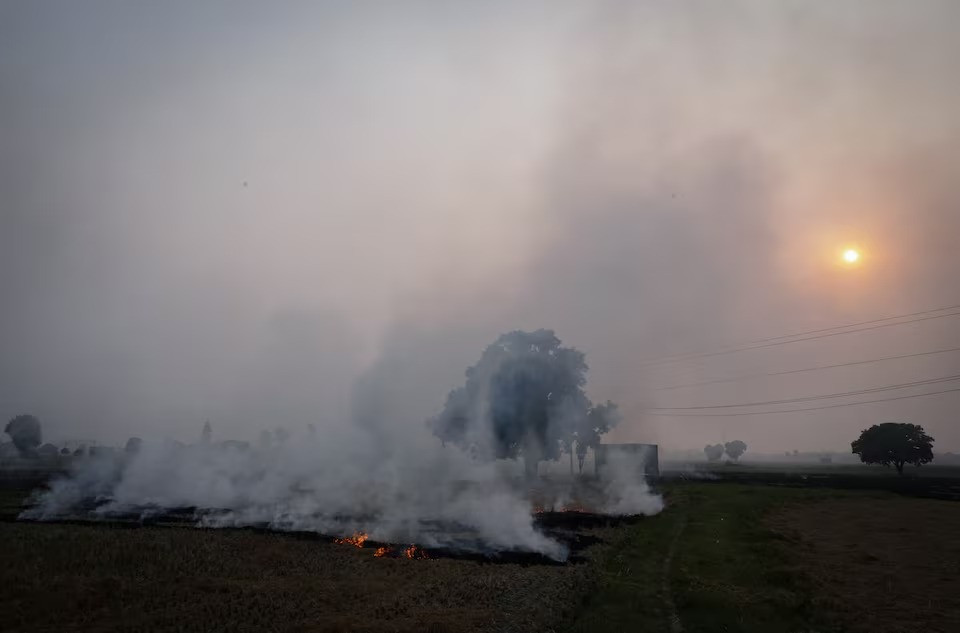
843, 249, 860, 263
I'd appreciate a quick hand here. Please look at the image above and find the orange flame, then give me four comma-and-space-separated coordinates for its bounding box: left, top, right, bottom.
334, 532, 369, 548
403, 545, 429, 559
374, 547, 391, 557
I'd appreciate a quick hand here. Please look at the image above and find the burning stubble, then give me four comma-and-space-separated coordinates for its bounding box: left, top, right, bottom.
22, 423, 664, 561
7, 1, 958, 567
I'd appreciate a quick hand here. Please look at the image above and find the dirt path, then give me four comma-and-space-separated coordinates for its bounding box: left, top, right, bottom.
662, 513, 687, 633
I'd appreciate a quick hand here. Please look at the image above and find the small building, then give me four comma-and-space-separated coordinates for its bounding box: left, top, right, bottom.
595, 443, 660, 478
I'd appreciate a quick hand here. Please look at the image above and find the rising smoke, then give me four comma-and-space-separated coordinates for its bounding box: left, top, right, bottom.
4, 1, 960, 521
24, 331, 663, 560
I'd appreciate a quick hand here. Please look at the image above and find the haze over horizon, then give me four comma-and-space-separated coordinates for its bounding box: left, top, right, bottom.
3, 1, 959, 454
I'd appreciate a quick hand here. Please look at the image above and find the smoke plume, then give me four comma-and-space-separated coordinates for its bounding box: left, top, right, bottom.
25, 332, 663, 560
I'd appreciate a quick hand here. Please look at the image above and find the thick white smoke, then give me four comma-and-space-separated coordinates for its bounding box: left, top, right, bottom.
597, 450, 666, 516
24, 428, 572, 559
23, 324, 664, 561
24, 370, 664, 561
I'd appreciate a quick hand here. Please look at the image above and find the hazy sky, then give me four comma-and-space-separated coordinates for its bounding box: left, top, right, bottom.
2, 1, 959, 452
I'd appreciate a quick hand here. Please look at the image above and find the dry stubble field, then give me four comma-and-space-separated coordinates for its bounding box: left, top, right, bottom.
3, 479, 960, 632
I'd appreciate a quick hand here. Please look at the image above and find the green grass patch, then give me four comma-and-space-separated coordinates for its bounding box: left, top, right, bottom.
569, 483, 885, 633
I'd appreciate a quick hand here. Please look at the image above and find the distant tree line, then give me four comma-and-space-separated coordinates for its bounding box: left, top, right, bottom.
696, 422, 938, 475
703, 440, 748, 463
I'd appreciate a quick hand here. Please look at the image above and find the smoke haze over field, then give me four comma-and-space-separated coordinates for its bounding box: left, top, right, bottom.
23, 432, 580, 559
2, 1, 960, 453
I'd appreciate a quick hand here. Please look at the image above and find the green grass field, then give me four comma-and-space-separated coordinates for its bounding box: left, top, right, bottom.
568, 484, 859, 633
670, 460, 960, 478
569, 481, 960, 633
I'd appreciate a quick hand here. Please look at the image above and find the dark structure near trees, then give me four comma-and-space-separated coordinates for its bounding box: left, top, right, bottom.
595, 443, 659, 477
428, 329, 618, 478
851, 422, 934, 474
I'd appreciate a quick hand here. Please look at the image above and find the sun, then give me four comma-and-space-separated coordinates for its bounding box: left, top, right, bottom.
842, 248, 860, 264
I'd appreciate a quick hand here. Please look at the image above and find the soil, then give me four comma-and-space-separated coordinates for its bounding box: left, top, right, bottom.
768, 496, 960, 633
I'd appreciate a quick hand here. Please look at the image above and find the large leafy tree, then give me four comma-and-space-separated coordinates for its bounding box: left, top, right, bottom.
851, 422, 934, 474
428, 329, 613, 478
5, 414, 42, 457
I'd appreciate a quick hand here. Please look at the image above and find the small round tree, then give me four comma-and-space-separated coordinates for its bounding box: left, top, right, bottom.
5, 414, 42, 458
851, 422, 934, 474
704, 443, 724, 462
724, 440, 747, 462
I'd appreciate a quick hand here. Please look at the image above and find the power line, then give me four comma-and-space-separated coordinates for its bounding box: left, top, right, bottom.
729, 302, 960, 346
646, 386, 960, 417
645, 302, 960, 363
640, 308, 960, 367
656, 345, 960, 391
651, 374, 960, 411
